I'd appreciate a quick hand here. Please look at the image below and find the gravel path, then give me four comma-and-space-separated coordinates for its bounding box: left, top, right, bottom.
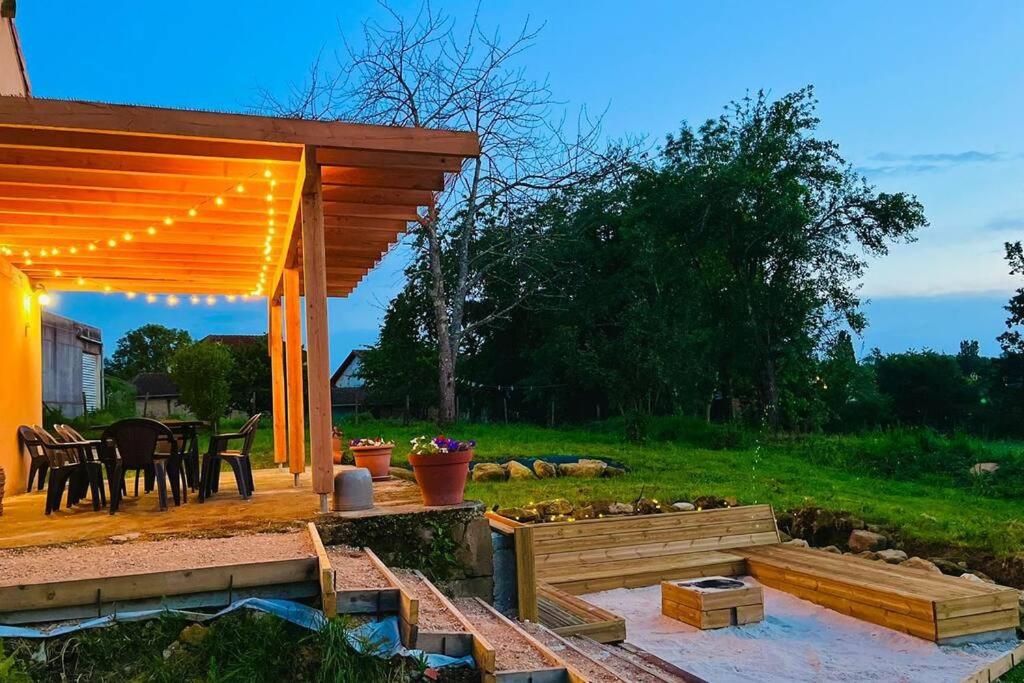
327, 546, 393, 589
455, 598, 554, 672
393, 569, 466, 632
0, 532, 314, 587
521, 622, 624, 682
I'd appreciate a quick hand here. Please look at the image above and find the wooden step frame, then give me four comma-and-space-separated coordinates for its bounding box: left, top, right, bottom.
537, 582, 626, 643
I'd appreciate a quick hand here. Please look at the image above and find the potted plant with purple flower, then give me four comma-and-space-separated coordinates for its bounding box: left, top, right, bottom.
349, 437, 395, 480
407, 435, 476, 506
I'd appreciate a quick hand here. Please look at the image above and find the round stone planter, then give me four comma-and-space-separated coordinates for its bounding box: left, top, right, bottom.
351, 445, 394, 479
408, 450, 473, 506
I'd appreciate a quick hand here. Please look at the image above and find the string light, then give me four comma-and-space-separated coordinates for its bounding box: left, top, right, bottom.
215, 196, 224, 206
103, 285, 112, 293
88, 244, 97, 251
147, 226, 157, 235
206, 295, 216, 306
188, 208, 197, 217
53, 269, 62, 277
235, 184, 245, 193
107, 239, 117, 248
167, 295, 179, 306
122, 232, 133, 242
190, 295, 200, 305
163, 217, 174, 225
76, 277, 85, 286
125, 292, 136, 300
69, 246, 77, 254
146, 294, 157, 303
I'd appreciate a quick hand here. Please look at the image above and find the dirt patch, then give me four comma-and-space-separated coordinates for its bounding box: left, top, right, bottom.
327, 546, 393, 589
454, 598, 554, 672
520, 622, 624, 682
0, 531, 313, 587
393, 569, 466, 632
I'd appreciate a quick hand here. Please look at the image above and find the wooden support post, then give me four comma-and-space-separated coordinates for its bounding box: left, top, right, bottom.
268, 296, 287, 466
283, 267, 305, 481
300, 146, 333, 507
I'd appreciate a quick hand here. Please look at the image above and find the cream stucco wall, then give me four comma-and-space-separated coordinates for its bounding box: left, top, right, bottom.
0, 260, 42, 495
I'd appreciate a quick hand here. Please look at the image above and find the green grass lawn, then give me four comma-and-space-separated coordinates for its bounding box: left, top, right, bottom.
240, 417, 1024, 560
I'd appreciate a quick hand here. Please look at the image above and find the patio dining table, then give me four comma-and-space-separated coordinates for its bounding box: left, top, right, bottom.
89, 419, 206, 492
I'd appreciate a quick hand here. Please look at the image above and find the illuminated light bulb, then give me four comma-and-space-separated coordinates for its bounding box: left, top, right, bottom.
88, 243, 97, 251
40, 249, 48, 257
69, 246, 78, 254
235, 183, 245, 193
205, 295, 216, 306
270, 179, 277, 188
163, 217, 173, 225
147, 226, 157, 235
53, 269, 62, 277
241, 294, 250, 301
146, 294, 157, 303
268, 227, 275, 235
103, 285, 112, 293
267, 208, 275, 216
268, 218, 275, 227
51, 247, 59, 255
24, 258, 32, 265
76, 277, 85, 285
107, 239, 117, 248
226, 295, 237, 302
264, 255, 271, 262
263, 169, 272, 178
123, 232, 133, 242
167, 295, 179, 306
126, 292, 137, 300
37, 291, 51, 307
265, 193, 273, 202
188, 208, 197, 217
215, 196, 224, 206
263, 246, 272, 255
261, 264, 268, 272
21, 250, 29, 257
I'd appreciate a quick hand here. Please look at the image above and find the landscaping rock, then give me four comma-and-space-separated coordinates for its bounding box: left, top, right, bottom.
535, 499, 574, 516
496, 507, 538, 523
723, 496, 739, 507
672, 502, 696, 512
636, 498, 663, 515
507, 461, 535, 480
855, 551, 880, 561
784, 538, 809, 548
877, 549, 908, 564
959, 573, 986, 584
848, 529, 887, 553
604, 466, 626, 477
389, 467, 416, 482
573, 505, 595, 520
821, 545, 842, 554
962, 570, 995, 584
901, 557, 942, 574
472, 463, 507, 482
693, 495, 729, 510
533, 460, 557, 479
179, 624, 209, 647
970, 462, 1000, 476
607, 502, 634, 515
785, 507, 868, 549
558, 460, 606, 478
930, 557, 965, 576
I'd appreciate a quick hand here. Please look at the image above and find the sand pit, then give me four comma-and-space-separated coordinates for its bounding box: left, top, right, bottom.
327, 546, 393, 589
393, 569, 465, 632
0, 532, 314, 586
584, 583, 1020, 683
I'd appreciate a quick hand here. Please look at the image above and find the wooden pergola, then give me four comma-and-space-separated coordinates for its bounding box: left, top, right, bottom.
0, 96, 479, 510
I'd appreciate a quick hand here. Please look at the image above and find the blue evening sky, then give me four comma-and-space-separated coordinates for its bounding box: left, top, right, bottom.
16, 2, 1023, 364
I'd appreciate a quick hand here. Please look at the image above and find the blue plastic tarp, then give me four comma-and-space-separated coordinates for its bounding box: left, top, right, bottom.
0, 598, 474, 670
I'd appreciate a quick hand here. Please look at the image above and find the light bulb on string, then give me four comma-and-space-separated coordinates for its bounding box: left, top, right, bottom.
76, 277, 85, 286
236, 184, 245, 193
51, 248, 59, 256
226, 295, 237, 303
188, 208, 197, 217
206, 295, 216, 306
147, 226, 157, 235
88, 244, 97, 251
163, 217, 173, 225
263, 169, 272, 179
215, 196, 224, 206
167, 295, 179, 306
123, 232, 133, 241
190, 295, 200, 305
69, 246, 77, 254
103, 285, 112, 293
126, 292, 136, 300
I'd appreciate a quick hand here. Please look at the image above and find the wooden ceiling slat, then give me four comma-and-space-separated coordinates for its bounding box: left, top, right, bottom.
2, 231, 278, 249
0, 166, 298, 195
21, 263, 261, 278
38, 278, 256, 295
0, 127, 302, 162
320, 166, 444, 191
321, 186, 433, 205
0, 148, 298, 180
323, 201, 419, 220
323, 216, 406, 231
0, 182, 292, 210
0, 199, 287, 225
0, 212, 277, 233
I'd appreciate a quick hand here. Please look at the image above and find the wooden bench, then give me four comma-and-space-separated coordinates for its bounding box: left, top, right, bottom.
737, 544, 1020, 643
502, 504, 780, 620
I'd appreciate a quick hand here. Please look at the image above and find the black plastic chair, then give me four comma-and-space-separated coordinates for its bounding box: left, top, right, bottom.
18, 426, 104, 515
54, 423, 121, 502
199, 413, 262, 502
101, 418, 186, 513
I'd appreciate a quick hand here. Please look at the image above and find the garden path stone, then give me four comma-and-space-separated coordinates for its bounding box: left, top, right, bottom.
533, 460, 557, 478
507, 460, 535, 480
472, 463, 507, 482
901, 557, 942, 574
672, 502, 695, 512
848, 529, 887, 553
877, 549, 908, 564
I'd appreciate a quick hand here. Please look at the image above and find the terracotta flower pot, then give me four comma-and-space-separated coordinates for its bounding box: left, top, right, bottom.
331, 437, 344, 465
408, 450, 473, 506
351, 445, 394, 479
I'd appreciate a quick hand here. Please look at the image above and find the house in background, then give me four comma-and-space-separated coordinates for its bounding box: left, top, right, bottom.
331, 350, 368, 418
131, 372, 184, 418
41, 311, 103, 418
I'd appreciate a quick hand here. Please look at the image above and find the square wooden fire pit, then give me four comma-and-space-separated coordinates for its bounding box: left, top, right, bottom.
661, 576, 764, 629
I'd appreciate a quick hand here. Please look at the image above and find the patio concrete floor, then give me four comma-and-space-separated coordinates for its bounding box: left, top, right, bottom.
0, 466, 424, 550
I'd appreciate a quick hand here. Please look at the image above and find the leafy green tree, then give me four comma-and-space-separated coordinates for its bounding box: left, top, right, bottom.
224, 336, 271, 414
869, 350, 978, 431
106, 324, 192, 380
169, 342, 234, 429
999, 241, 1024, 354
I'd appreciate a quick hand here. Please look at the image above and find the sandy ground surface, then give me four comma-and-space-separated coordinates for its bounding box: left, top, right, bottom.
0, 531, 313, 586
393, 569, 465, 632
455, 598, 554, 672
584, 583, 1020, 683
521, 622, 625, 682
327, 546, 393, 589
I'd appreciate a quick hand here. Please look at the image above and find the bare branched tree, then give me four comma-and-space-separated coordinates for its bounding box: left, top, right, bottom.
263, 2, 630, 423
